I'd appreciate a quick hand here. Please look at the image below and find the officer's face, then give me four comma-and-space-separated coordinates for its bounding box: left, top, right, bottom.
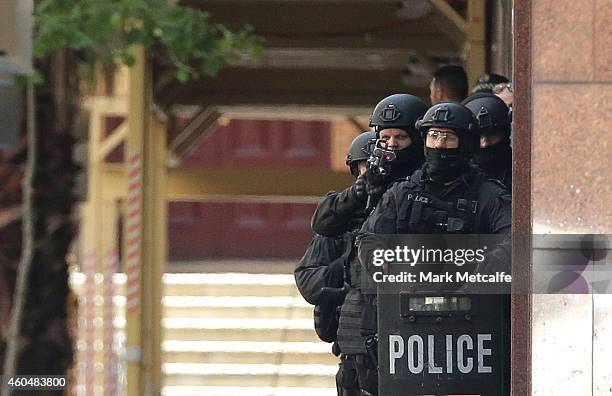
480, 131, 505, 148
425, 127, 460, 149
494, 83, 514, 107
379, 128, 412, 151
358, 161, 368, 176
496, 89, 513, 107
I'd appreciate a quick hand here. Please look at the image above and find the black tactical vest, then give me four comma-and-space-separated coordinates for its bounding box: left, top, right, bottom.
395, 170, 482, 235
337, 241, 369, 355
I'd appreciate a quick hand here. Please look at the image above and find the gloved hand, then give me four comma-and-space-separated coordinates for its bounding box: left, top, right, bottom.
351, 174, 367, 201
364, 169, 387, 202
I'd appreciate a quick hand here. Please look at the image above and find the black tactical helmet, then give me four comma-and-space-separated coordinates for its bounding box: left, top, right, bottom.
462, 93, 511, 136
415, 102, 479, 156
346, 131, 376, 176
369, 94, 428, 140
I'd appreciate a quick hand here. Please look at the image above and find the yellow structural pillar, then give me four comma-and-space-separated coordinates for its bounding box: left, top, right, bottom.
83, 97, 127, 393
141, 111, 167, 395
82, 103, 103, 261
124, 46, 146, 396
83, 98, 123, 261
81, 96, 103, 396
466, 0, 486, 88
142, 112, 167, 395
124, 45, 165, 396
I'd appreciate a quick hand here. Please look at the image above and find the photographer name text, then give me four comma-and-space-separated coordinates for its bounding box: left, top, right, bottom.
372, 271, 511, 284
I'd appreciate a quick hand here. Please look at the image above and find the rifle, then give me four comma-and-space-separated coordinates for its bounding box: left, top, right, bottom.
365, 138, 396, 211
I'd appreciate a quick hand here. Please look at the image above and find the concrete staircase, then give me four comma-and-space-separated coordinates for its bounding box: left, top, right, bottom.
161, 273, 337, 396
72, 270, 338, 396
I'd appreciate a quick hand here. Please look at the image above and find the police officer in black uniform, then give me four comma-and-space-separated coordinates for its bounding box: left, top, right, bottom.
463, 93, 513, 189
295, 130, 375, 313
312, 94, 428, 237
295, 131, 375, 396
360, 101, 511, 257
325, 95, 428, 396
358, 102, 511, 395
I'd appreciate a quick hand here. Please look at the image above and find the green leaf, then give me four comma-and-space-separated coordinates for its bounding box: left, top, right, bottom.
34, 0, 264, 82
14, 71, 46, 87
176, 68, 189, 82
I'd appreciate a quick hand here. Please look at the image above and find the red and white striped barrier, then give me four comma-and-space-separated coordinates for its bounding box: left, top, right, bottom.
126, 151, 142, 313
103, 249, 118, 396
83, 251, 97, 395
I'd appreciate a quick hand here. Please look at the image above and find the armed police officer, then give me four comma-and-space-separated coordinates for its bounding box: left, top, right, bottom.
360, 101, 511, 235
325, 94, 428, 396
359, 101, 511, 262
463, 93, 513, 189
312, 94, 428, 237
357, 102, 511, 395
295, 130, 375, 317
295, 131, 375, 396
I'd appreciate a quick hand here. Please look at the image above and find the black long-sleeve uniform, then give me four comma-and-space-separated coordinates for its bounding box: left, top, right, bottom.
360, 167, 511, 235
311, 166, 418, 237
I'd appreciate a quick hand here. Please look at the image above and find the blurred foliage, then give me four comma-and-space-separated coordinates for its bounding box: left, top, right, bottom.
33, 0, 263, 81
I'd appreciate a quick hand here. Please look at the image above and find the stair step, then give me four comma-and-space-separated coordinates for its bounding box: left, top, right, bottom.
162, 318, 319, 342
163, 340, 336, 365
71, 272, 301, 297
162, 386, 337, 396
164, 296, 310, 308
163, 340, 331, 354
163, 375, 336, 389
106, 296, 313, 320
164, 362, 337, 376
105, 295, 313, 320
162, 317, 314, 329
163, 363, 336, 388
163, 296, 312, 319
109, 318, 320, 342
76, 338, 336, 365
164, 305, 312, 320
163, 350, 336, 365
71, 270, 335, 392
164, 273, 299, 297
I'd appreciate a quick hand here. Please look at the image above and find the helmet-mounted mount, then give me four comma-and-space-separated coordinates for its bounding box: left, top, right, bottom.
462, 93, 511, 136
380, 104, 402, 122
476, 106, 494, 129
432, 106, 453, 122
369, 94, 428, 138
